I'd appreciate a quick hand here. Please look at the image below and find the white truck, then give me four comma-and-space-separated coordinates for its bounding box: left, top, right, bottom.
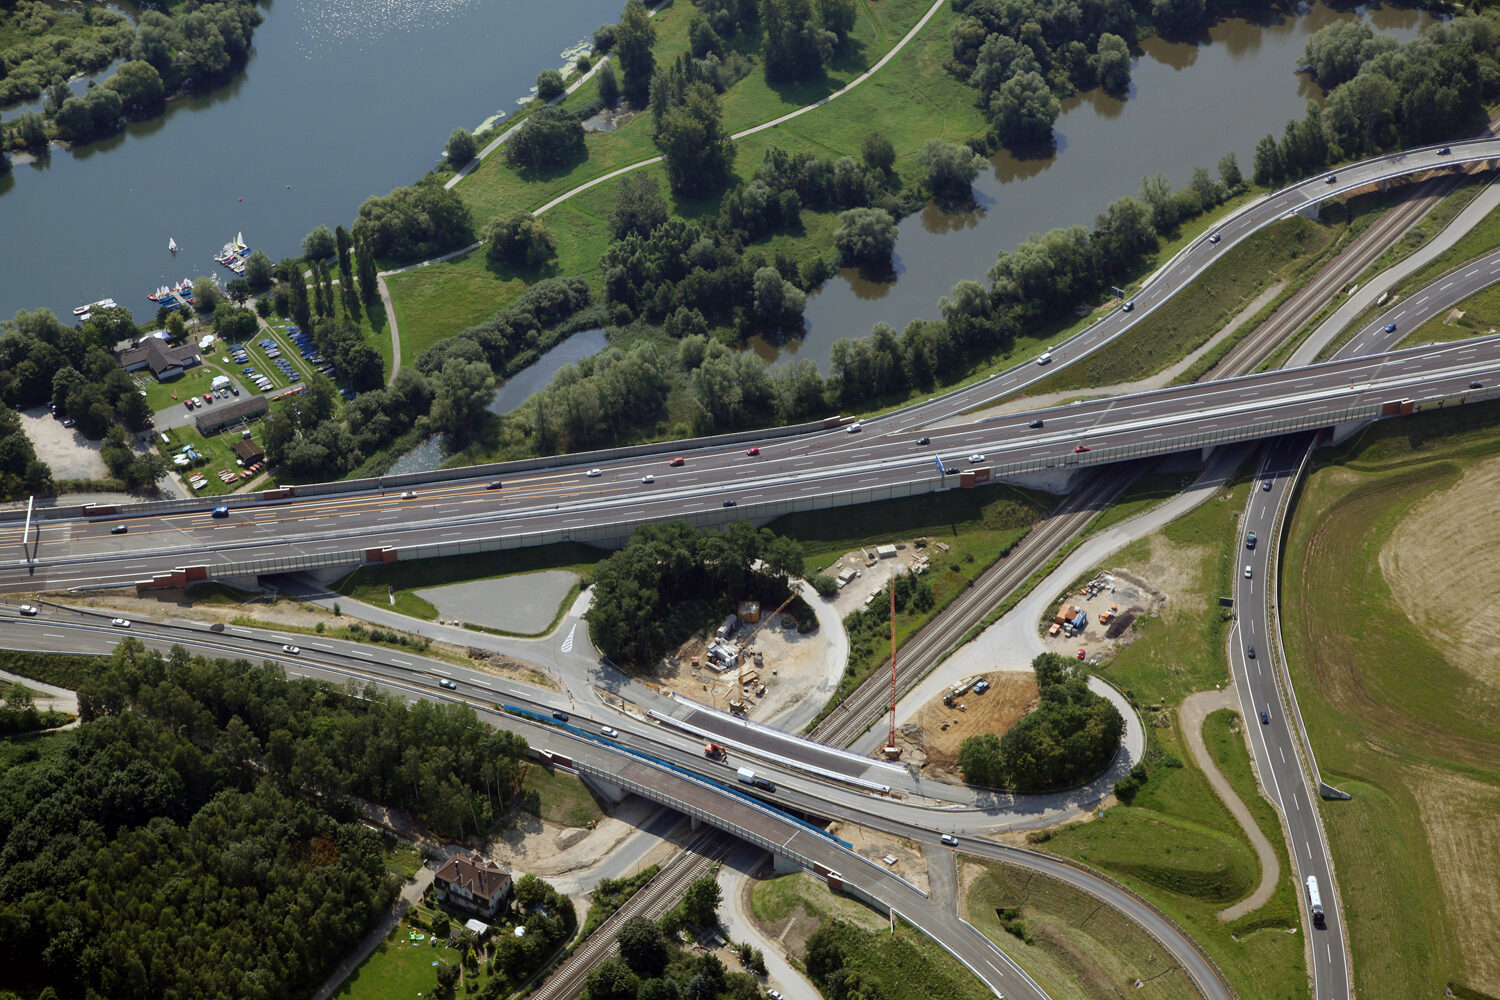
736, 767, 775, 792
1305, 876, 1324, 926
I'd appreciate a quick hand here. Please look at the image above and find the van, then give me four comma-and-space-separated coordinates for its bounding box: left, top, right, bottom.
1036, 352, 1052, 365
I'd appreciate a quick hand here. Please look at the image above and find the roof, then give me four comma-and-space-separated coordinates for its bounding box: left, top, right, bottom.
194, 396, 268, 434
117, 338, 202, 377
230, 438, 264, 461
434, 853, 511, 904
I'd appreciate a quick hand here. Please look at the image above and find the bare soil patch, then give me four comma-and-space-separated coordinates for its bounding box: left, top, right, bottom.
1037, 568, 1169, 670
1380, 457, 1500, 692
826, 821, 930, 895
1407, 765, 1500, 995
17, 406, 109, 481
895, 672, 1037, 779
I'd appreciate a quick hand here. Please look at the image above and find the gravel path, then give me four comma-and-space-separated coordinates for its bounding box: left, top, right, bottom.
1180, 687, 1281, 922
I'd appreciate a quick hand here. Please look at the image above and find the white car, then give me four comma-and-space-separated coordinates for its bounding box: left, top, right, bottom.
767, 991, 783, 1000
1244, 565, 1253, 579
18, 604, 38, 616
110, 618, 131, 628
846, 422, 862, 434
587, 468, 602, 477
1036, 351, 1052, 365
601, 726, 619, 738
400, 490, 416, 499
641, 475, 655, 483
967, 453, 985, 463
940, 834, 959, 846
282, 644, 301, 655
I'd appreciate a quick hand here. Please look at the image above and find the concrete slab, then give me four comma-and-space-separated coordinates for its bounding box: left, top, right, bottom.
414, 570, 578, 634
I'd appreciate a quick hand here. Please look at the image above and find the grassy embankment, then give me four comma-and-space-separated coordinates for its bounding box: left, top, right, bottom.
1280, 400, 1500, 1000
334, 542, 605, 625
765, 484, 1055, 719
385, 0, 978, 355
749, 871, 994, 1000
520, 763, 606, 827
1397, 200, 1500, 346
1030, 463, 1309, 1000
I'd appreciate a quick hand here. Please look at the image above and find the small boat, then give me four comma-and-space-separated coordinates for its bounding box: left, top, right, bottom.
169, 237, 178, 254
234, 232, 247, 252
74, 297, 116, 316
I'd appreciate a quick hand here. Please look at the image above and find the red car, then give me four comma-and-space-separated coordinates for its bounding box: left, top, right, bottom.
669, 457, 685, 467
1075, 444, 1090, 453
202, 393, 212, 403
1077, 648, 1087, 660
746, 447, 760, 456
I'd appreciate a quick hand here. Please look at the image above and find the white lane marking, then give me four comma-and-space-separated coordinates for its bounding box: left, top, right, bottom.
1416, 295, 1428, 305
44, 632, 65, 638
1327, 944, 1332, 964
1306, 840, 1313, 860
1279, 747, 1286, 763
472, 679, 492, 688
310, 642, 331, 649
1255, 660, 1262, 675
390, 658, 412, 666
561, 624, 577, 653
1441, 281, 1454, 290
1292, 791, 1301, 811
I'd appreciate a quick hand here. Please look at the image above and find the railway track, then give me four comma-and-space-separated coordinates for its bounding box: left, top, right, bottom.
527, 830, 733, 1000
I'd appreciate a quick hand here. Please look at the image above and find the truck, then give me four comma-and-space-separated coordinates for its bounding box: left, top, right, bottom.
736, 767, 775, 792
704, 743, 726, 760
1305, 876, 1324, 927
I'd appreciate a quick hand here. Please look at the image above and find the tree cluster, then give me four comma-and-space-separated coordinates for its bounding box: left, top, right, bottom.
584, 520, 804, 667
840, 572, 934, 668
587, 883, 761, 1000
353, 179, 475, 264
1255, 15, 1500, 185
484, 213, 559, 268
0, 642, 422, 1000
0, 681, 70, 736
481, 874, 578, 995
0, 2, 133, 106
650, 54, 736, 195
0, 403, 51, 499
505, 105, 587, 173
761, 0, 856, 82
958, 653, 1125, 790
0, 307, 152, 441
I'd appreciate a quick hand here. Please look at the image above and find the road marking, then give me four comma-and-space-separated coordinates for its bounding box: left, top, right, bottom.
44, 632, 64, 638
561, 624, 576, 653
1327, 944, 1332, 964
1292, 791, 1301, 810
1279, 747, 1286, 763
392, 658, 412, 666
1255, 660, 1262, 675
472, 679, 492, 688
1416, 295, 1428, 305
1441, 281, 1454, 290
1305, 840, 1313, 860
310, 642, 331, 649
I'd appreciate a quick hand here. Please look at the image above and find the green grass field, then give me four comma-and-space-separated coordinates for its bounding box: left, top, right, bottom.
330, 922, 462, 1000
520, 764, 605, 828
1280, 401, 1500, 998
767, 484, 1054, 717
155, 422, 265, 498
966, 860, 1200, 1000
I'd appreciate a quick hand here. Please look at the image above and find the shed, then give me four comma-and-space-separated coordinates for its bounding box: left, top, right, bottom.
464, 918, 490, 939
738, 601, 760, 623
231, 438, 265, 465
875, 544, 897, 559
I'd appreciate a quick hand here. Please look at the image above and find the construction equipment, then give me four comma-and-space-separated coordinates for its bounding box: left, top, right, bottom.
735, 591, 799, 708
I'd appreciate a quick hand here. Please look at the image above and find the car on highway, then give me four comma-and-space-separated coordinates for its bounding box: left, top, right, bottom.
1260, 709, 1271, 724
1036, 351, 1052, 365
944, 466, 960, 475
552, 710, 570, 722
1209, 232, 1221, 244
940, 834, 959, 847
1470, 380, 1484, 389
669, 457, 685, 467
1029, 418, 1044, 428
111, 524, 128, 534
1246, 531, 1257, 549
601, 726, 619, 738
18, 605, 38, 616
1244, 565, 1253, 579
846, 421, 863, 433
1384, 323, 1396, 333
723, 499, 737, 507
486, 480, 504, 490
641, 474, 655, 483
1075, 444, 1090, 452
587, 468, 602, 477
212, 505, 229, 517
1246, 644, 1256, 658
1438, 146, 1451, 154
439, 678, 457, 690
1122, 299, 1135, 312
400, 491, 417, 499
1262, 479, 1273, 491
967, 453, 985, 463
746, 446, 760, 456
282, 644, 300, 654
916, 436, 930, 445
1325, 174, 1337, 183
110, 618, 131, 628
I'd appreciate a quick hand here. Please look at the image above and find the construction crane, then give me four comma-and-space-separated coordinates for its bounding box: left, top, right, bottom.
733, 591, 800, 713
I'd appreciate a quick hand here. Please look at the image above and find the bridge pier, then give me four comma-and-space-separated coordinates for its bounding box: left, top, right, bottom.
580, 773, 628, 806
1328, 419, 1371, 446
1296, 200, 1321, 221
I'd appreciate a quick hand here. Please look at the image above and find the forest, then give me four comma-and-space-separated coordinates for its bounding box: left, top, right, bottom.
585, 520, 805, 667
0, 640, 535, 999
958, 653, 1125, 790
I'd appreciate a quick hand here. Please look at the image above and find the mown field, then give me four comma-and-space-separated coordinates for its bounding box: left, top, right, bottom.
1280, 400, 1500, 999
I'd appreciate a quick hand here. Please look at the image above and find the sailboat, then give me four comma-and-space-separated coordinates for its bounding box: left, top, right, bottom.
169, 237, 178, 254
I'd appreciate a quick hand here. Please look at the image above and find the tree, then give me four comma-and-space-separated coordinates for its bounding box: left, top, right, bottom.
446, 128, 477, 166
655, 83, 736, 196
585, 958, 639, 1000
968, 34, 1040, 101
1251, 134, 1282, 187
1301, 20, 1396, 89
762, 0, 835, 81
104, 60, 165, 117
1093, 33, 1132, 95
505, 105, 586, 171
484, 213, 558, 268
354, 181, 474, 262
14, 112, 48, 150
597, 63, 621, 111
916, 138, 986, 200
804, 923, 846, 984
1152, 0, 1204, 33
244, 250, 274, 293
988, 70, 1060, 145
1217, 152, 1243, 193
536, 69, 565, 101
681, 874, 722, 927
861, 131, 895, 173
611, 173, 669, 240
193, 276, 220, 315
302, 226, 336, 261
430, 359, 495, 444
616, 915, 668, 977
615, 0, 658, 105
752, 266, 806, 332
832, 207, 897, 267
355, 229, 380, 304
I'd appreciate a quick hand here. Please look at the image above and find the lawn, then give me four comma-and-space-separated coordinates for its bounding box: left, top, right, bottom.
1022, 215, 1339, 398
155, 421, 266, 498
766, 483, 1055, 716
330, 925, 461, 1000
747, 872, 993, 1000
333, 542, 606, 622
965, 859, 1200, 1000
520, 764, 605, 828
1080, 465, 1201, 539
1279, 399, 1500, 998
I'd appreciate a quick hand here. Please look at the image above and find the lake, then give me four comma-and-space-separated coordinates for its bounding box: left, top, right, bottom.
758, 2, 1433, 369
0, 0, 622, 323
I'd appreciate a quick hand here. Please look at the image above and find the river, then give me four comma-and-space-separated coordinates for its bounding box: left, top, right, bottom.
759, 2, 1433, 370
0, 0, 621, 323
